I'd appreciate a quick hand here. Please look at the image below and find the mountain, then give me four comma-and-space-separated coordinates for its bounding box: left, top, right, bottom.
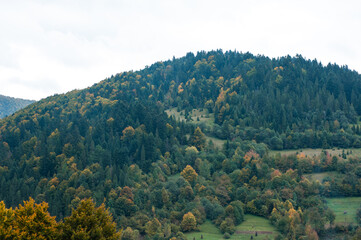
0, 94, 35, 118
0, 50, 361, 239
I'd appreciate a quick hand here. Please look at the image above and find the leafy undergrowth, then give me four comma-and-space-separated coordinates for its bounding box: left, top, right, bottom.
326, 197, 361, 224
185, 215, 279, 240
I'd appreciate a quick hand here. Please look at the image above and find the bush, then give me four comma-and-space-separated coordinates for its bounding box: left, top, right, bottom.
223, 233, 231, 239
220, 217, 235, 234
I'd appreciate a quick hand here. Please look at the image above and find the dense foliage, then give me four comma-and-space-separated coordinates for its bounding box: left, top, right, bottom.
0, 50, 361, 239
0, 198, 120, 239
0, 94, 34, 118
121, 50, 361, 149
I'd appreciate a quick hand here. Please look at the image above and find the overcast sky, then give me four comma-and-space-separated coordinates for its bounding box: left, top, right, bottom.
1, 0, 361, 100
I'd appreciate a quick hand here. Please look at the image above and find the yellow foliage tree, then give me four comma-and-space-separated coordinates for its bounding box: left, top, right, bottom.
181, 165, 198, 184
122, 126, 135, 141
0, 201, 14, 239
189, 127, 206, 150
60, 198, 120, 240
181, 212, 197, 232
12, 198, 58, 240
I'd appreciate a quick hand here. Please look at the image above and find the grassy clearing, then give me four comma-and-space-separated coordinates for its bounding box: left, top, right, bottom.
304, 171, 340, 182
326, 197, 361, 224
270, 148, 361, 159
205, 136, 226, 149
165, 108, 215, 127
185, 215, 279, 240
233, 215, 279, 239
184, 221, 223, 240
167, 173, 181, 182
169, 108, 225, 149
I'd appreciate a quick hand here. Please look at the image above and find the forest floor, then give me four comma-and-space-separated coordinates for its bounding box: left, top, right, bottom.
326, 197, 361, 224
185, 215, 279, 240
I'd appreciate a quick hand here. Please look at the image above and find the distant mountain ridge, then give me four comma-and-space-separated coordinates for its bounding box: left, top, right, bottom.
0, 94, 35, 118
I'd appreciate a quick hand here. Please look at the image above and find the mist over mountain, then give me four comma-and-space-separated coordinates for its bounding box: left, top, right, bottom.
0, 94, 34, 118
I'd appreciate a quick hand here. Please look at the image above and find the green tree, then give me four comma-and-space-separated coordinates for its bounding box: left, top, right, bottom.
356, 207, 361, 224
145, 218, 161, 237
229, 201, 245, 225
220, 217, 235, 234
121, 227, 139, 240
353, 227, 361, 240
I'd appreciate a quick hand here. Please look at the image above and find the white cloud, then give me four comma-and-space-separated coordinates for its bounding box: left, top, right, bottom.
0, 0, 360, 100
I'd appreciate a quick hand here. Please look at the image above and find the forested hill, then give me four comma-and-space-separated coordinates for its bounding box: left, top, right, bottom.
113, 50, 361, 149
0, 94, 34, 118
0, 50, 361, 238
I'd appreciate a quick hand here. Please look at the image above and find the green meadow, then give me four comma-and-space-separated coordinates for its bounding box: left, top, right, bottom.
326, 197, 361, 224
185, 215, 279, 240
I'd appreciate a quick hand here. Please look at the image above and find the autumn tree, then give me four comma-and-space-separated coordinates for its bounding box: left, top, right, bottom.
0, 201, 14, 239
122, 126, 135, 141
60, 198, 120, 240
304, 225, 319, 240
189, 127, 206, 150
145, 218, 161, 237
181, 165, 198, 184
10, 198, 58, 240
181, 212, 197, 232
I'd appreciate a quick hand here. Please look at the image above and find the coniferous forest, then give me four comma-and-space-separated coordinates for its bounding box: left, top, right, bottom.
1, 50, 361, 239
0, 94, 34, 119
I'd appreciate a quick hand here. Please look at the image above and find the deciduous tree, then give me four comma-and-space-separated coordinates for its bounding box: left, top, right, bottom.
181, 212, 197, 232
60, 198, 120, 240
181, 165, 198, 184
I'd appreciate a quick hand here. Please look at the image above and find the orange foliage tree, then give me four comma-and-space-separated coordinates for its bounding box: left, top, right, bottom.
181, 165, 198, 184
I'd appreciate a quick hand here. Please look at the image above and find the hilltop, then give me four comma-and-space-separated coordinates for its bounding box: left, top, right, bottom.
0, 50, 361, 239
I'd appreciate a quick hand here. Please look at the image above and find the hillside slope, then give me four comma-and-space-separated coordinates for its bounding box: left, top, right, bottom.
0, 51, 360, 239
0, 94, 34, 118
